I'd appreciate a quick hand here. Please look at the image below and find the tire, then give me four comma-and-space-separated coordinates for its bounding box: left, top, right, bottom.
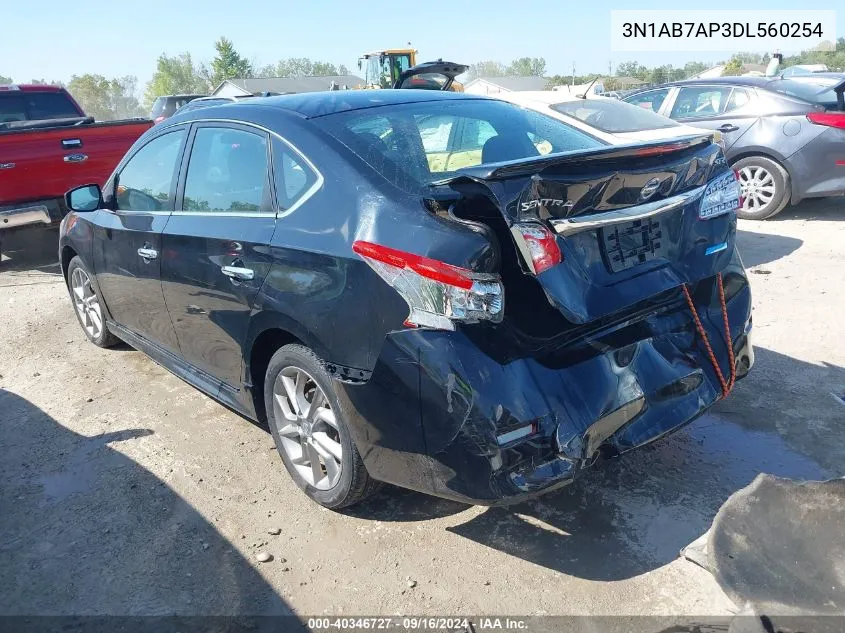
733, 156, 791, 220
264, 344, 379, 509
66, 256, 119, 348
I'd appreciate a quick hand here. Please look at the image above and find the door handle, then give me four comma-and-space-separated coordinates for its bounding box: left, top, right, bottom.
137, 247, 158, 260
717, 124, 739, 133
221, 266, 255, 281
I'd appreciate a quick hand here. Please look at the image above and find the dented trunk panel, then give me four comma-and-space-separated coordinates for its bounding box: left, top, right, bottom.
449, 138, 737, 323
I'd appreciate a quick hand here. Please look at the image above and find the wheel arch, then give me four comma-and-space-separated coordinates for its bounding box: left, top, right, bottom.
60, 244, 78, 283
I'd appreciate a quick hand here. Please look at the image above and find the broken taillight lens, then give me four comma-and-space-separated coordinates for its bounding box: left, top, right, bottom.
699, 170, 741, 219
352, 241, 504, 331
511, 224, 562, 274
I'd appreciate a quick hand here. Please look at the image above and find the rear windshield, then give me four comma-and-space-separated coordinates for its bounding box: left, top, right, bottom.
768, 79, 843, 106
314, 99, 605, 192
552, 99, 679, 133
0, 91, 80, 122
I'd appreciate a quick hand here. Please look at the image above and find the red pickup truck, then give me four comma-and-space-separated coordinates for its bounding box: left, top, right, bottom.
0, 84, 152, 253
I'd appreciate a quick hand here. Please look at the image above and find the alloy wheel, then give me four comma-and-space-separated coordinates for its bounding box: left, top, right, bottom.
272, 366, 343, 490
71, 267, 103, 339
738, 165, 776, 213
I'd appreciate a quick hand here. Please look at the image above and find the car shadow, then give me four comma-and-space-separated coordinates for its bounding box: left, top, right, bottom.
0, 227, 61, 274
444, 346, 841, 581
735, 229, 802, 268
771, 197, 844, 222
0, 389, 299, 621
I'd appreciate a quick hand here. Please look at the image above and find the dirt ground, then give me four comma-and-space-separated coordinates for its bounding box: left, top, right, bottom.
1, 198, 843, 617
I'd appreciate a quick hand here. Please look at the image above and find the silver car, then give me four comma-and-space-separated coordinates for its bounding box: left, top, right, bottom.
624, 77, 845, 219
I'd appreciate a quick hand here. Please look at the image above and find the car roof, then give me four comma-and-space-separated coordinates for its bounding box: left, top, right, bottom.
494, 90, 591, 105
231, 89, 490, 119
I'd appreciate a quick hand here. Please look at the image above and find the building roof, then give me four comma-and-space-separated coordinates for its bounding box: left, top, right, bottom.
214, 75, 365, 96
465, 76, 550, 92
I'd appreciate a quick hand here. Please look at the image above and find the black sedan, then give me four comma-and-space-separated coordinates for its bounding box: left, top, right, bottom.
60, 90, 752, 508
625, 76, 845, 219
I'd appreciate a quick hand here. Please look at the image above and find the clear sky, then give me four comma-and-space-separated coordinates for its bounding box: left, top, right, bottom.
1, 0, 842, 86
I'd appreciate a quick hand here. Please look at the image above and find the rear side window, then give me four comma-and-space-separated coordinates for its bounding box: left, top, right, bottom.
725, 88, 751, 112
315, 99, 603, 192
625, 88, 669, 113
0, 91, 80, 122
552, 99, 679, 133
183, 127, 269, 213
116, 130, 186, 211
273, 139, 319, 211
671, 86, 733, 119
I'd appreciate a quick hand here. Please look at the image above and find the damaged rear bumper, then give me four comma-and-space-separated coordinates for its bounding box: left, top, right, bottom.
336, 277, 753, 505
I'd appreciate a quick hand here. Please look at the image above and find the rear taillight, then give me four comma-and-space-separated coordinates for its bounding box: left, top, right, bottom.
153, 116, 165, 124
807, 112, 845, 130
352, 241, 504, 331
699, 170, 741, 219
511, 224, 562, 274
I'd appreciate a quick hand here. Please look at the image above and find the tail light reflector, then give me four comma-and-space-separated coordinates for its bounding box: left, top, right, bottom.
352, 241, 504, 331
807, 112, 845, 130
511, 224, 562, 274
153, 116, 165, 124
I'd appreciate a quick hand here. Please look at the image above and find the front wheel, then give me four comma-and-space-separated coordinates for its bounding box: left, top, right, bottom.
66, 256, 119, 348
733, 156, 790, 220
264, 344, 379, 509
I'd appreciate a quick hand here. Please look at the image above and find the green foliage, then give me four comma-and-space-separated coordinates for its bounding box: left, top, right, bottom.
722, 56, 744, 76
143, 53, 208, 109
0, 74, 13, 84
464, 61, 508, 81
67, 74, 144, 120
506, 57, 546, 77
781, 36, 845, 71
210, 37, 253, 87
258, 58, 349, 78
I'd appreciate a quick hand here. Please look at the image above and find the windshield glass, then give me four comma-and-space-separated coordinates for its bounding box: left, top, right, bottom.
315, 98, 605, 192
552, 98, 679, 133
769, 78, 843, 106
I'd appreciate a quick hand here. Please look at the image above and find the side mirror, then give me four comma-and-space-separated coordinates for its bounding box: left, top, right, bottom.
65, 184, 102, 212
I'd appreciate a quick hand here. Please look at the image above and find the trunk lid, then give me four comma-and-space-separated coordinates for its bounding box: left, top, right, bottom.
445, 136, 739, 323
394, 61, 468, 91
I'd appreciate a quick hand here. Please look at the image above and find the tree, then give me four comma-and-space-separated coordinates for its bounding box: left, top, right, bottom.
464, 61, 507, 81
257, 58, 347, 78
722, 56, 744, 76
506, 57, 546, 76
67, 74, 143, 120
29, 78, 63, 86
0, 74, 12, 84
682, 61, 709, 78
144, 53, 208, 108
615, 61, 649, 80
210, 37, 253, 87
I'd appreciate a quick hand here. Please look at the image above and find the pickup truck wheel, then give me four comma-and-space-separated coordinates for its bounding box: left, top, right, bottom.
264, 344, 379, 509
734, 156, 790, 220
67, 256, 118, 348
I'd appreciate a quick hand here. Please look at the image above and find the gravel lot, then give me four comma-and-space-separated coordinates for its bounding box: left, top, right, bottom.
1, 198, 843, 617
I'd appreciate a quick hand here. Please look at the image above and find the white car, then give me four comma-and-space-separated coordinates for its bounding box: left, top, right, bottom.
492, 91, 717, 145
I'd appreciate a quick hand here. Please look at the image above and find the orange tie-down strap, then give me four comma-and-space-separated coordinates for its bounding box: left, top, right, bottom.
682, 273, 737, 400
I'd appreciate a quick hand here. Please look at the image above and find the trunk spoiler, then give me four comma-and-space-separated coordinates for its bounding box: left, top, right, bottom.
434, 134, 713, 183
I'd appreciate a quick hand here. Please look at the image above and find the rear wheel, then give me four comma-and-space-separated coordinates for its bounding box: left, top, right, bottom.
733, 156, 790, 220
264, 344, 379, 509
67, 256, 119, 347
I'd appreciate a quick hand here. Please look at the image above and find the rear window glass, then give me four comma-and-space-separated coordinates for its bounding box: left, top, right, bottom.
769, 79, 842, 106
314, 99, 604, 192
151, 97, 166, 118
0, 91, 80, 122
552, 99, 679, 133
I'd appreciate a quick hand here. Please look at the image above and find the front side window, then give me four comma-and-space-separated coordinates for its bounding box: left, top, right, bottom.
182, 127, 269, 213
671, 87, 733, 119
316, 99, 603, 191
116, 129, 186, 211
625, 88, 670, 113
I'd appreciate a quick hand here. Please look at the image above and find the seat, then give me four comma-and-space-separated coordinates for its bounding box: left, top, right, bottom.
481, 133, 539, 164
